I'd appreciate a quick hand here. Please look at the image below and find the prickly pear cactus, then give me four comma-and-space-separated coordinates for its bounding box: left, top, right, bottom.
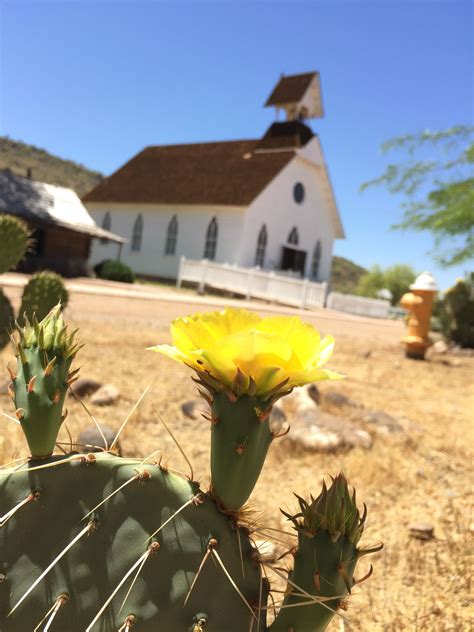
9, 305, 81, 458
18, 271, 69, 325
0, 288, 14, 350
0, 306, 381, 632
0, 214, 29, 274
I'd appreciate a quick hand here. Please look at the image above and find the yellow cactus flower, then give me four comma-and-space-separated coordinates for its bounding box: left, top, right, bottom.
150, 307, 343, 398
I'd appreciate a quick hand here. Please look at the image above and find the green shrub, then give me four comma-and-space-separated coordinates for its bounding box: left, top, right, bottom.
94, 259, 135, 283
440, 275, 474, 348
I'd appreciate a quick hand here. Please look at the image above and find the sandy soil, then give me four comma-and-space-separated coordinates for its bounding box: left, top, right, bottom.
1, 288, 472, 631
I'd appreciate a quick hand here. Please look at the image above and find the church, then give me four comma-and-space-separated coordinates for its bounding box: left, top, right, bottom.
83, 72, 344, 282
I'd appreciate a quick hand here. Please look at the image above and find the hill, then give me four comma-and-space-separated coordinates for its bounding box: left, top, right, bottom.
330, 255, 367, 294
0, 137, 102, 197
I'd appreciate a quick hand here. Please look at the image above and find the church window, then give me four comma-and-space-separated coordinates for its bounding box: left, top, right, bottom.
204, 217, 218, 260
255, 224, 267, 267
131, 214, 143, 252
293, 182, 305, 204
101, 212, 111, 244
311, 240, 322, 280
165, 215, 178, 255
287, 226, 299, 245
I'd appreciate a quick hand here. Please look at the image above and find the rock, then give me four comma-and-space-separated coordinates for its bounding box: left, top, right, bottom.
432, 340, 449, 354
269, 404, 287, 433
90, 384, 120, 406
283, 409, 373, 452
361, 410, 404, 434
306, 383, 321, 405
181, 399, 205, 420
322, 391, 361, 409
253, 539, 278, 563
68, 378, 102, 398
408, 522, 434, 541
359, 350, 372, 358
76, 424, 121, 454
284, 387, 318, 412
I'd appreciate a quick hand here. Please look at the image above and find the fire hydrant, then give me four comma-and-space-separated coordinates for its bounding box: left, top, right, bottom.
400, 272, 438, 359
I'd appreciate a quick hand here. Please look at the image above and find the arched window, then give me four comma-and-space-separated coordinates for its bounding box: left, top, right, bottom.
287, 226, 299, 245
311, 240, 322, 280
165, 215, 178, 255
255, 224, 267, 267
204, 217, 218, 260
100, 211, 111, 244
131, 214, 143, 252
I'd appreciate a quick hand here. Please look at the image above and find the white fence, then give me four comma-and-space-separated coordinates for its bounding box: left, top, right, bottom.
177, 257, 328, 309
326, 291, 390, 318
177, 257, 392, 317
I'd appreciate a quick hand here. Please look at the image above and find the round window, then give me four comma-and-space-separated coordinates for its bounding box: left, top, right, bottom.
293, 182, 305, 204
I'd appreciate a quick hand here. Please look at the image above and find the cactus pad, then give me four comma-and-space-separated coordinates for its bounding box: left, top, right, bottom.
0, 453, 266, 631
18, 271, 69, 325
0, 214, 29, 274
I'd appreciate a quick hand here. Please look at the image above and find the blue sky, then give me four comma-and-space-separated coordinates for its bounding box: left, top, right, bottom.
1, 0, 472, 289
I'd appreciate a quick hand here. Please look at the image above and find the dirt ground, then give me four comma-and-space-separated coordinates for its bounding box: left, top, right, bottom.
1, 287, 472, 631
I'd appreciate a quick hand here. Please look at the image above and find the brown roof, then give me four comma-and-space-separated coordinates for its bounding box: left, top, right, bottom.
257, 121, 314, 151
82, 141, 295, 206
265, 72, 317, 106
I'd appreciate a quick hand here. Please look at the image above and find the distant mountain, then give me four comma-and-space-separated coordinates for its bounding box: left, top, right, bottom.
330, 255, 367, 294
0, 137, 103, 197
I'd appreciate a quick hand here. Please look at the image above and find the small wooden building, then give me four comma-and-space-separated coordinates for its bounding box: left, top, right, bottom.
0, 169, 125, 277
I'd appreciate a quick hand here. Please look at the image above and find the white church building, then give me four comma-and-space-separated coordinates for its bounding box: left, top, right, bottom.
84, 72, 344, 282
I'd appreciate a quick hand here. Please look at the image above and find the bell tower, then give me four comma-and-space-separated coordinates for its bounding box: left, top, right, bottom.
264, 71, 324, 121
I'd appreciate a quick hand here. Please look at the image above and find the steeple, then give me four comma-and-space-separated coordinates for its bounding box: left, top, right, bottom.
264, 71, 324, 121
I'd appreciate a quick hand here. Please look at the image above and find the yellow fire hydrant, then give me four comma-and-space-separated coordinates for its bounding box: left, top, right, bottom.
400, 272, 438, 359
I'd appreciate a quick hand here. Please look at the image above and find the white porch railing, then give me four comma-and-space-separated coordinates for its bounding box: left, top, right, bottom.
177, 257, 328, 309
326, 291, 390, 318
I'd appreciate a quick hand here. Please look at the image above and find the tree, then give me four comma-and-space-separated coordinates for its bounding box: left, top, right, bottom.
361, 126, 474, 267
357, 264, 416, 306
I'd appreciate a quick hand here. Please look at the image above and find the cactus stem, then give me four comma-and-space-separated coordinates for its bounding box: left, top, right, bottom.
82, 470, 149, 522
236, 528, 246, 579
0, 491, 40, 527
183, 541, 214, 606
262, 562, 348, 622
210, 546, 258, 622
34, 593, 69, 632
152, 404, 194, 481
43, 357, 57, 377
86, 544, 158, 632
225, 390, 238, 403
9, 519, 97, 616
27, 375, 37, 393
50, 389, 61, 403
118, 614, 137, 632
148, 493, 204, 541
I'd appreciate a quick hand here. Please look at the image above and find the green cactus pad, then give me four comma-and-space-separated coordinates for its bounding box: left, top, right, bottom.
269, 475, 371, 632
10, 305, 80, 458
18, 271, 69, 325
210, 392, 274, 511
0, 453, 266, 631
0, 214, 29, 274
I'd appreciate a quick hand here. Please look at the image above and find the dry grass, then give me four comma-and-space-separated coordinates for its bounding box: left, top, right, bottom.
0, 294, 472, 631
